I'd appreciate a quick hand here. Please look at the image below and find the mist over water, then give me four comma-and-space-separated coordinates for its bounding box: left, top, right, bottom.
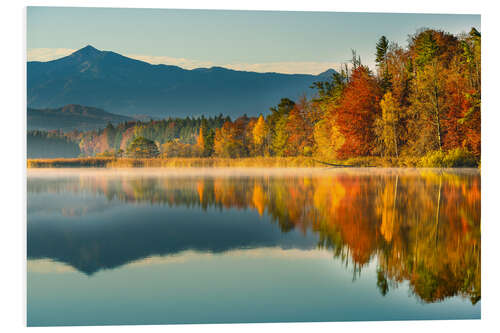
27, 168, 480, 326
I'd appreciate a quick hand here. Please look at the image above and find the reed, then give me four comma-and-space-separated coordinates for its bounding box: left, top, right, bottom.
27, 157, 114, 168
27, 155, 477, 168
28, 157, 325, 168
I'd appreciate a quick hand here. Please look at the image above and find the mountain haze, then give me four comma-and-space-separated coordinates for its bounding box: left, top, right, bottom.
27, 45, 337, 118
28, 104, 133, 131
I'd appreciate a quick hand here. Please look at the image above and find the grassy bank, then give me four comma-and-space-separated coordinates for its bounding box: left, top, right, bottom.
28, 157, 324, 168
27, 152, 479, 169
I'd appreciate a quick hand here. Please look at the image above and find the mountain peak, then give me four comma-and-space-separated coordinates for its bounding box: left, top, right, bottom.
28, 47, 326, 118
72, 45, 101, 57
317, 68, 338, 78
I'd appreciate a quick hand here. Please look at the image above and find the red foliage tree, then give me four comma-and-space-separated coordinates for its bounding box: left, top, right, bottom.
441, 66, 467, 151
336, 66, 383, 158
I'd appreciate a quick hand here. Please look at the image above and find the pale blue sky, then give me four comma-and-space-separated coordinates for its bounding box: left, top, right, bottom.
27, 7, 480, 74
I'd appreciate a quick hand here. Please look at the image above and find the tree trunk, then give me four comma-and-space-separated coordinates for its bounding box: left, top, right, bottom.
432, 63, 442, 150
392, 116, 399, 158
434, 90, 442, 150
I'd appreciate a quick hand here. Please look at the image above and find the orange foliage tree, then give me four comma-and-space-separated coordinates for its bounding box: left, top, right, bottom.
336, 66, 382, 158
285, 97, 320, 156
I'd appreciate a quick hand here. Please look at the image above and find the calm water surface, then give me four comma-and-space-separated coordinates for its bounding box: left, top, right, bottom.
27, 168, 481, 326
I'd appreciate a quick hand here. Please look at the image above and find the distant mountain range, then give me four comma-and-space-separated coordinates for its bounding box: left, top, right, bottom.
27, 45, 336, 118
28, 104, 133, 131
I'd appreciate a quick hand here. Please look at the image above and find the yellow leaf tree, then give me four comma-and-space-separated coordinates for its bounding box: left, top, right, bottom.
196, 126, 206, 156
252, 114, 266, 156
376, 92, 400, 157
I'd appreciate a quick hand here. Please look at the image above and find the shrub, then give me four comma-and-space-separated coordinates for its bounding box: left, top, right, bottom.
126, 137, 160, 158
397, 156, 420, 167
418, 149, 477, 167
443, 148, 478, 167
161, 140, 203, 158
344, 156, 390, 167
303, 146, 313, 156
418, 150, 447, 167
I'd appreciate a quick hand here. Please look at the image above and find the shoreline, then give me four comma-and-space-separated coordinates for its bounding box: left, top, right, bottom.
26, 157, 480, 169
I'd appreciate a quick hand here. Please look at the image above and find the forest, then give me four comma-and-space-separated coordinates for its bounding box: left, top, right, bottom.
28, 130, 81, 159
28, 28, 481, 167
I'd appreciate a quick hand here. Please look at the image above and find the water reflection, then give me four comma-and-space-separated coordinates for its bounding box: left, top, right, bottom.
28, 168, 480, 305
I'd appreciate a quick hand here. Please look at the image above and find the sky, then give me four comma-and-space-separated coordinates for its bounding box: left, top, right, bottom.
27, 7, 480, 74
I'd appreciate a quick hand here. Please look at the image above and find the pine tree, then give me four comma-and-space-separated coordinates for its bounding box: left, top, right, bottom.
375, 36, 392, 91
375, 36, 389, 64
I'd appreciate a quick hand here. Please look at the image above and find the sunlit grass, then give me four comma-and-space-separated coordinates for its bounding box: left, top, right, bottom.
26, 155, 479, 168
28, 157, 323, 168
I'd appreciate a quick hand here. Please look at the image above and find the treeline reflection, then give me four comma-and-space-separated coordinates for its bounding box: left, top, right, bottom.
28, 170, 480, 304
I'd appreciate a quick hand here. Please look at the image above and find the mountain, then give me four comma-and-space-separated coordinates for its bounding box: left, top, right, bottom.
27, 45, 337, 118
317, 68, 338, 79
27, 104, 133, 131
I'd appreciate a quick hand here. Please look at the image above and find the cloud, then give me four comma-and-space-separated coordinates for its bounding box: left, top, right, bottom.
27, 48, 340, 75
27, 48, 76, 62
124, 247, 333, 269
28, 259, 76, 274
27, 247, 332, 275
127, 54, 216, 70
129, 54, 340, 74
224, 61, 341, 75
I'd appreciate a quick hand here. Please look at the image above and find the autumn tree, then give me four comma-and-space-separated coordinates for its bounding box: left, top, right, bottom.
126, 136, 160, 158
311, 67, 349, 160
196, 126, 205, 152
213, 117, 249, 158
267, 98, 295, 156
313, 117, 344, 159
406, 29, 461, 155
196, 119, 216, 157
415, 58, 445, 152
271, 115, 289, 157
457, 28, 481, 156
285, 96, 320, 156
385, 43, 412, 107
162, 139, 202, 157
336, 66, 383, 158
252, 114, 267, 156
311, 67, 348, 104
375, 92, 400, 157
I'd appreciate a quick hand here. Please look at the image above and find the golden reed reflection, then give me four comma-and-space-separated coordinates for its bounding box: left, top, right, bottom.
28, 169, 480, 304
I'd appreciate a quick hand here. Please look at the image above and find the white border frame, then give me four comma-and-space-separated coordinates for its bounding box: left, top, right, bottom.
2, 1, 498, 332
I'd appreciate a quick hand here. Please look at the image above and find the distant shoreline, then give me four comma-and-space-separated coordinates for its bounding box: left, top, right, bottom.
26, 157, 480, 169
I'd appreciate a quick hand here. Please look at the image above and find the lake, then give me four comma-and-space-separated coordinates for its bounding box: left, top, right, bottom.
27, 168, 481, 326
